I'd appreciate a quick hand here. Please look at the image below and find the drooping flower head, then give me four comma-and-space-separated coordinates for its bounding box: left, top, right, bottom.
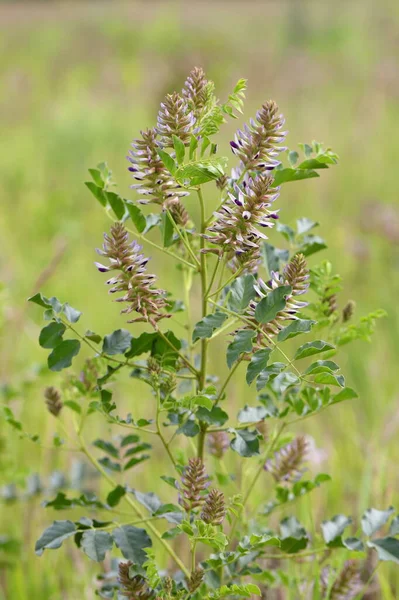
95, 222, 169, 326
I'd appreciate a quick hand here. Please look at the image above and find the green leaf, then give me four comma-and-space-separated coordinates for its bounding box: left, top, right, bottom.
361, 507, 395, 537
160, 210, 175, 248
228, 275, 256, 312
227, 330, 255, 369
277, 319, 316, 342
343, 537, 364, 551
93, 439, 119, 459
288, 151, 299, 166
294, 340, 335, 360
321, 515, 352, 545
102, 329, 133, 355
237, 405, 267, 423
280, 517, 308, 553
48, 340, 80, 371
230, 429, 260, 457
85, 330, 102, 344
88, 168, 104, 187
298, 235, 327, 257
125, 332, 157, 358
313, 372, 345, 387
296, 217, 318, 236
194, 395, 213, 411
276, 222, 295, 243
35, 520, 76, 555
367, 537, 399, 564
106, 485, 126, 508
246, 348, 272, 385
112, 525, 152, 565
103, 191, 125, 220
331, 387, 358, 404
157, 149, 177, 175
256, 363, 286, 391
62, 303, 82, 323
133, 491, 162, 514
39, 322, 66, 349
189, 135, 198, 160
305, 360, 340, 375
173, 135, 185, 165
261, 243, 289, 276
175, 157, 227, 186
85, 181, 106, 207
196, 406, 228, 426
126, 203, 146, 233
254, 285, 292, 324
81, 530, 113, 562
192, 311, 228, 343
273, 168, 319, 186
28, 293, 62, 311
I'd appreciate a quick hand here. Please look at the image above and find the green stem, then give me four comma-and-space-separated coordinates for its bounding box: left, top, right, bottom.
156, 388, 179, 473
191, 541, 197, 573
156, 329, 199, 377
204, 256, 221, 298
229, 423, 286, 540
78, 432, 190, 577
207, 299, 304, 379
197, 186, 209, 459
166, 209, 201, 269
207, 266, 244, 299
213, 358, 243, 408
106, 212, 197, 270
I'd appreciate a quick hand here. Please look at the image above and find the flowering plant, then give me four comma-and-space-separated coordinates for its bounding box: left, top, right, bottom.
20, 68, 395, 598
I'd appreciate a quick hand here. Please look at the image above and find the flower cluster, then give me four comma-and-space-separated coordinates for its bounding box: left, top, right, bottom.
246, 253, 310, 346
127, 128, 189, 206
205, 174, 280, 272
321, 560, 363, 599
179, 457, 208, 512
265, 436, 308, 483
156, 91, 195, 147
182, 66, 208, 118
187, 568, 204, 593
44, 386, 62, 417
95, 222, 169, 326
230, 99, 286, 175
200, 488, 226, 525
118, 562, 153, 599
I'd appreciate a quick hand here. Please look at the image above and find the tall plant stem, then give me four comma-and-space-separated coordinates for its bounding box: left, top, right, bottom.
77, 430, 189, 577
197, 186, 208, 459
230, 423, 286, 540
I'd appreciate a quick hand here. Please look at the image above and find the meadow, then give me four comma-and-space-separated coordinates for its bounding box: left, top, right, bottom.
0, 1, 399, 598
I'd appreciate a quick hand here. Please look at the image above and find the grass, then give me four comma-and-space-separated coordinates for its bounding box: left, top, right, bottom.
0, 1, 399, 598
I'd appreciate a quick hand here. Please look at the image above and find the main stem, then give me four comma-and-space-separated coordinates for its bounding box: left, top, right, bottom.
197, 187, 208, 460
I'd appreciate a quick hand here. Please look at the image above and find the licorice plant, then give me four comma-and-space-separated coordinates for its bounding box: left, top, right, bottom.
22, 67, 396, 598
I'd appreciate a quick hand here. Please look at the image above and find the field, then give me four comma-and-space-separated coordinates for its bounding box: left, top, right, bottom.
1, 1, 399, 598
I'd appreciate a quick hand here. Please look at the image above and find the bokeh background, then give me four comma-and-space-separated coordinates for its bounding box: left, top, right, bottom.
1, 1, 399, 598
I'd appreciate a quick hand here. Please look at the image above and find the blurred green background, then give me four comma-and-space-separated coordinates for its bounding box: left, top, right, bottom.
1, 1, 399, 598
